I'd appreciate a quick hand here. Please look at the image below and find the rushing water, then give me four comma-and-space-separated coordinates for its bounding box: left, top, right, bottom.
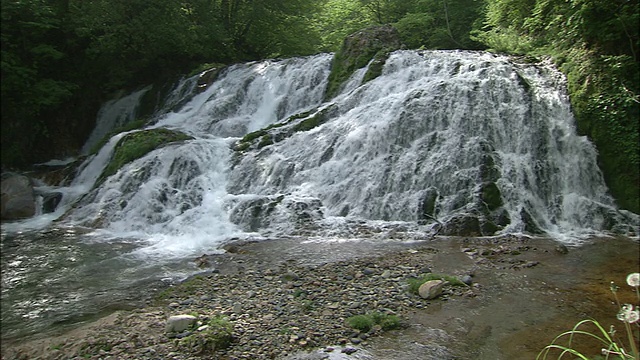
1, 50, 638, 341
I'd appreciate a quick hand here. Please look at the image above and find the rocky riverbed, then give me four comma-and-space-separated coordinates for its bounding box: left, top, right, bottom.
2, 234, 638, 360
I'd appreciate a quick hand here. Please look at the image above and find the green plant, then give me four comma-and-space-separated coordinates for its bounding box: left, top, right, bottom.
346, 312, 402, 332
406, 273, 465, 294
537, 272, 640, 360
371, 312, 401, 331
299, 299, 314, 312
346, 314, 375, 332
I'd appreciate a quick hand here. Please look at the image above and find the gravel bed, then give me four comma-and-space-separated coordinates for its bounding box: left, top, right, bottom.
2, 235, 546, 360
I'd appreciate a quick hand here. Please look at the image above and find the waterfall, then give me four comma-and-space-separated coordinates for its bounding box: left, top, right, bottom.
226, 50, 637, 239
39, 51, 640, 248
81, 87, 151, 155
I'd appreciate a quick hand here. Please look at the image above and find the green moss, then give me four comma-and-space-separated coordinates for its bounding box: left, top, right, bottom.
98, 128, 192, 184
325, 47, 379, 101
346, 314, 374, 332
179, 315, 233, 354
292, 115, 322, 132
292, 108, 331, 132
363, 50, 391, 83
234, 142, 251, 152
89, 118, 148, 155
481, 182, 503, 211
561, 51, 639, 213
241, 129, 267, 143
346, 312, 401, 333
257, 134, 273, 148
407, 273, 465, 295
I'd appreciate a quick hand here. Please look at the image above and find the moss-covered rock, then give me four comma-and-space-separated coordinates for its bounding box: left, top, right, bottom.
98, 128, 192, 184
233, 107, 335, 153
480, 182, 503, 211
324, 25, 402, 101
178, 315, 233, 355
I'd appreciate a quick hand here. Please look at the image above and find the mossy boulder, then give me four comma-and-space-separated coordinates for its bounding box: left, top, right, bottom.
480, 182, 503, 211
325, 25, 403, 101
233, 107, 335, 153
178, 316, 233, 355
98, 128, 192, 184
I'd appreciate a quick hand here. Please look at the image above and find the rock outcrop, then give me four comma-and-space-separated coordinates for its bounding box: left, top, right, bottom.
324, 25, 403, 101
1, 172, 35, 220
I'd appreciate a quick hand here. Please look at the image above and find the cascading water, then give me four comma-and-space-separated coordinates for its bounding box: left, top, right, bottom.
81, 86, 152, 155
228, 50, 636, 240
2, 50, 637, 341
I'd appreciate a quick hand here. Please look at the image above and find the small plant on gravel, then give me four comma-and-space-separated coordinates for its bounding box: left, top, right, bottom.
346, 312, 402, 333
371, 312, 402, 330
537, 272, 639, 360
347, 314, 375, 332
299, 299, 315, 312
407, 273, 465, 294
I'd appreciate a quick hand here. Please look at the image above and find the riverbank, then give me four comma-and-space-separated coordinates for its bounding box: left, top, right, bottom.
2, 234, 638, 359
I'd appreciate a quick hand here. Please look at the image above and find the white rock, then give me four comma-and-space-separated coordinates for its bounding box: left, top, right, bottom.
165, 314, 197, 333
418, 280, 445, 300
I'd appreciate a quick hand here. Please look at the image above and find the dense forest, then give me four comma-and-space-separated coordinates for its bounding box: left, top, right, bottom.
1, 0, 638, 212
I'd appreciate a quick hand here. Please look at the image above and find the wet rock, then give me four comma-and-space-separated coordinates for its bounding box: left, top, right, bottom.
460, 275, 473, 285
418, 280, 446, 300
341, 347, 358, 355
40, 191, 63, 214
555, 244, 569, 255
1, 172, 35, 220
441, 214, 481, 236
520, 209, 544, 234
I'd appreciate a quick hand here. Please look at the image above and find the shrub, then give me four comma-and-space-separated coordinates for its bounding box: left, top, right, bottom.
346, 312, 402, 333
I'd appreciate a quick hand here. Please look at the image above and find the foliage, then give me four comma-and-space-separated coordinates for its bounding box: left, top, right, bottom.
311, 0, 373, 52
407, 273, 465, 294
1, 0, 78, 167
346, 314, 375, 332
392, 0, 485, 50
346, 312, 402, 332
1, 0, 323, 169
98, 128, 192, 184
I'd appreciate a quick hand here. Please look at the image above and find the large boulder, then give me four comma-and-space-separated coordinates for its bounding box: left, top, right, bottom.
1, 173, 36, 220
325, 25, 403, 100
